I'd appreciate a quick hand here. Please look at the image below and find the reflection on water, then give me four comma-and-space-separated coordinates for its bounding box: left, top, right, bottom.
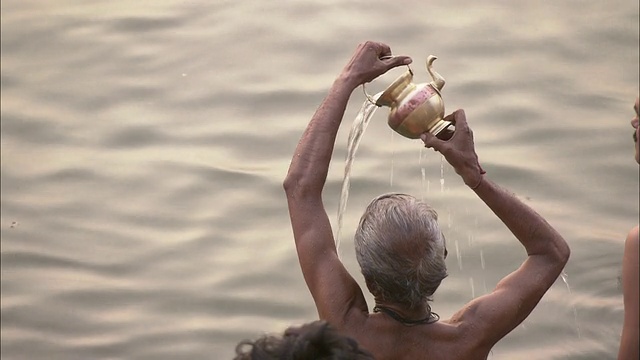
1, 0, 638, 359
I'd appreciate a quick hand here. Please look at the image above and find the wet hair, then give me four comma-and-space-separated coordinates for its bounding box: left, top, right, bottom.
354, 193, 448, 310
234, 320, 373, 360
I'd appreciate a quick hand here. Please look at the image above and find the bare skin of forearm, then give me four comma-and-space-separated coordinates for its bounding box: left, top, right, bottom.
472, 176, 569, 259
284, 75, 356, 193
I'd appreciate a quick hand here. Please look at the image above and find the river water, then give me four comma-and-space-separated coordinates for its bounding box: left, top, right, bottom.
1, 1, 638, 359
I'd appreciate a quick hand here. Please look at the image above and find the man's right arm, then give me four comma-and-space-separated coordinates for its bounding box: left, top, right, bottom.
422, 109, 571, 348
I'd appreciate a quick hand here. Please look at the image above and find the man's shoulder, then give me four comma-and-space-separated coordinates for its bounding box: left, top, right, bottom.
349, 318, 488, 360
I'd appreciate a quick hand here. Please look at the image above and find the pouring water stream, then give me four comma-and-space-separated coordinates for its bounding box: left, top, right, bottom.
335, 93, 383, 252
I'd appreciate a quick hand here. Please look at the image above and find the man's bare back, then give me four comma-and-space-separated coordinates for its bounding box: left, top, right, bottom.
347, 313, 491, 360
283, 41, 570, 359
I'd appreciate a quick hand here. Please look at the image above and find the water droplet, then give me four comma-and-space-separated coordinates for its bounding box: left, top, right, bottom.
390, 129, 395, 188
440, 155, 445, 192
560, 271, 581, 338
421, 168, 426, 201
455, 240, 462, 270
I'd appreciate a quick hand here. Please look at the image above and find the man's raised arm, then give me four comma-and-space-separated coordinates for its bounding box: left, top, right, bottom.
422, 109, 571, 348
283, 42, 411, 323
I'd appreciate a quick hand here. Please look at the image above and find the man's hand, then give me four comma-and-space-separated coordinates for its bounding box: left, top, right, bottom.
340, 41, 412, 88
421, 109, 485, 188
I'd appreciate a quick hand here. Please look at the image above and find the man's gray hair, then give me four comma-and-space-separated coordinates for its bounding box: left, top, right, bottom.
354, 193, 448, 309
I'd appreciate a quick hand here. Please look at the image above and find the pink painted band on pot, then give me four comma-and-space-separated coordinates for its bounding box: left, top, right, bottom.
389, 85, 437, 129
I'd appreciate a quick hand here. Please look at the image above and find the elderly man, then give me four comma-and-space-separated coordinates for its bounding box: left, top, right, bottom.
283, 41, 570, 359
618, 97, 639, 360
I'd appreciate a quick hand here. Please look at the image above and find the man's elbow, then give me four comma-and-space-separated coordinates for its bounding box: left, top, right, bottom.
283, 174, 297, 193
537, 236, 570, 269
554, 238, 571, 267
283, 169, 305, 192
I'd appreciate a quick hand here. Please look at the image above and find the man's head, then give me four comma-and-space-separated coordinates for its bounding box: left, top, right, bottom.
354, 193, 448, 310
234, 320, 374, 360
632, 97, 639, 164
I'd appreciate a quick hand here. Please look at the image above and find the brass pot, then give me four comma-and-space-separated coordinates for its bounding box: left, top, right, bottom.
366, 56, 453, 140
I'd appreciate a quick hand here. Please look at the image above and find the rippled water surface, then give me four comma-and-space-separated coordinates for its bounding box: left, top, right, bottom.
1, 1, 639, 359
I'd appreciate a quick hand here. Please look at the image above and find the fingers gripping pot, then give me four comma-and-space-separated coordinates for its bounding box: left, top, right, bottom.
364, 56, 454, 140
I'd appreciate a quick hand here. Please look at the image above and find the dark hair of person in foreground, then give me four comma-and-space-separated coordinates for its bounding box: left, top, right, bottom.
233, 320, 374, 360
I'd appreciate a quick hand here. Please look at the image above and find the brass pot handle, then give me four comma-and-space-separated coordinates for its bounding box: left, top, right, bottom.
362, 56, 413, 105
